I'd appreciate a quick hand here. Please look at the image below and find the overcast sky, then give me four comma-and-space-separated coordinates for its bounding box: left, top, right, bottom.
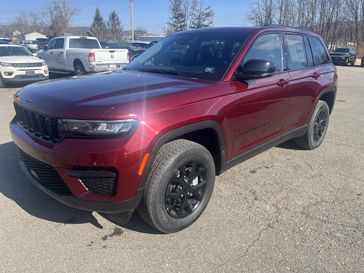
0, 0, 255, 34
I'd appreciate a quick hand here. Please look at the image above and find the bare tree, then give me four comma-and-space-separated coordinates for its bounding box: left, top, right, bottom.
40, 0, 79, 36
189, 0, 215, 29
248, 0, 364, 49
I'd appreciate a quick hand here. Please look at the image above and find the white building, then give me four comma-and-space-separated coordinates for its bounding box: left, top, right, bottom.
24, 32, 47, 41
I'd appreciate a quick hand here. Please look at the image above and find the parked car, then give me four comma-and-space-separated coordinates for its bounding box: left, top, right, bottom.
128, 40, 151, 49
330, 47, 357, 65
22, 40, 39, 53
100, 40, 145, 61
361, 54, 364, 67
37, 36, 129, 75
0, 37, 11, 44
0, 45, 48, 88
36, 38, 49, 50
10, 26, 336, 233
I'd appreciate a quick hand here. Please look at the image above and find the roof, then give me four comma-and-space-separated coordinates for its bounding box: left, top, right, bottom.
0, 44, 22, 47
178, 26, 319, 37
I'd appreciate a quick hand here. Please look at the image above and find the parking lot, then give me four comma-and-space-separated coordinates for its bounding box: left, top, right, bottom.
0, 66, 363, 273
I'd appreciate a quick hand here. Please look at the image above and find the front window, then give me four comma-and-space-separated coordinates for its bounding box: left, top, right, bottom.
127, 31, 250, 81
0, 46, 32, 56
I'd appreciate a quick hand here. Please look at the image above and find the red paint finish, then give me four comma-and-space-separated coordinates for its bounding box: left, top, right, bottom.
10, 26, 337, 211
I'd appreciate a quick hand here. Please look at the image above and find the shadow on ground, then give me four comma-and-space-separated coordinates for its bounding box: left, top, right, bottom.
0, 141, 160, 233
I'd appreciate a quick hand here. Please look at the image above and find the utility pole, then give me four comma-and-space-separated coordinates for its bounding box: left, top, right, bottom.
130, 0, 134, 41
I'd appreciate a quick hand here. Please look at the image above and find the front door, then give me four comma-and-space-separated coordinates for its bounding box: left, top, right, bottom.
223, 33, 292, 159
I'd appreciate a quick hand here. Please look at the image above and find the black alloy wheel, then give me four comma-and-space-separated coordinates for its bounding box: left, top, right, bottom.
165, 161, 208, 219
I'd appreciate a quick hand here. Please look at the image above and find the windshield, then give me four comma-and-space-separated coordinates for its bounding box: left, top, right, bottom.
334, 48, 350, 53
0, 46, 31, 56
69, 38, 100, 49
127, 31, 249, 81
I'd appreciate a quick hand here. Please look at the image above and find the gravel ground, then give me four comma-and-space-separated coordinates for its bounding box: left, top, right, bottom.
0, 66, 363, 273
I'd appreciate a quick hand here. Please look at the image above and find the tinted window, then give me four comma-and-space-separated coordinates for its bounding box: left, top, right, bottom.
334, 48, 350, 53
54, 38, 64, 49
69, 38, 100, 49
127, 31, 250, 81
284, 34, 307, 70
242, 33, 283, 72
308, 36, 330, 65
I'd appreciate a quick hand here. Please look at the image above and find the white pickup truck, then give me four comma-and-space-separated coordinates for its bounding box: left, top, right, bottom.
38, 36, 129, 75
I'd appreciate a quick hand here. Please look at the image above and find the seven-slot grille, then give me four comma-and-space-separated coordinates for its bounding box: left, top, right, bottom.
14, 103, 60, 143
11, 62, 43, 68
19, 150, 72, 196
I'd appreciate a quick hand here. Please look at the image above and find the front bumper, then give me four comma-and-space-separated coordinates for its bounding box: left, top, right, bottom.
10, 120, 152, 213
1, 67, 49, 84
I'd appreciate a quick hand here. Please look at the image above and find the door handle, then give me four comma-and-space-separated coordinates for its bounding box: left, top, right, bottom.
50, 52, 54, 54
311, 72, 321, 79
276, 79, 290, 87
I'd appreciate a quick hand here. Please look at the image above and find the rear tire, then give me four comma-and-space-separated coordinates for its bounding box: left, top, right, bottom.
138, 139, 215, 233
74, 61, 86, 76
0, 76, 3, 88
294, 100, 330, 150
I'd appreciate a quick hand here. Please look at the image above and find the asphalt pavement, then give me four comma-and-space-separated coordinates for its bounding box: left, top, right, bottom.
0, 66, 363, 273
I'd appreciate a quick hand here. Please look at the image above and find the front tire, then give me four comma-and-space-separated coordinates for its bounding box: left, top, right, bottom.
138, 139, 215, 233
0, 76, 3, 88
295, 100, 330, 150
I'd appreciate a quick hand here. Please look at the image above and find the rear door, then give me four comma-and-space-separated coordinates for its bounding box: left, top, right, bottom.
284, 34, 332, 127
225, 32, 292, 158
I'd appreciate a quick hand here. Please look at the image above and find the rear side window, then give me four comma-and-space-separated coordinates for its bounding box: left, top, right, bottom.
69, 38, 100, 49
242, 33, 283, 72
284, 34, 307, 70
308, 36, 330, 65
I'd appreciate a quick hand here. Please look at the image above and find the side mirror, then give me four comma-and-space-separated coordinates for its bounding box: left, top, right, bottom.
236, 59, 276, 81
43, 45, 48, 51
131, 54, 140, 61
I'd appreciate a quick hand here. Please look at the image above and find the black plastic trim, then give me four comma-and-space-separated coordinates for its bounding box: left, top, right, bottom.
221, 125, 308, 173
138, 121, 226, 190
20, 160, 142, 213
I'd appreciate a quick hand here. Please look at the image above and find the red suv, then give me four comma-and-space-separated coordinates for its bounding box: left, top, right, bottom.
10, 26, 336, 233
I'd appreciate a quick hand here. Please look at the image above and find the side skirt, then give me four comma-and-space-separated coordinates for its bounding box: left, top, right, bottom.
220, 125, 308, 174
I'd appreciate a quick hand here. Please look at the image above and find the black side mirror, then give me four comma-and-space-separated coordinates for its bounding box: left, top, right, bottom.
236, 59, 276, 81
131, 54, 140, 61
43, 45, 48, 51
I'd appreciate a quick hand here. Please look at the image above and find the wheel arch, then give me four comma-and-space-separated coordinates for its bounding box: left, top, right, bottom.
318, 87, 336, 113
138, 121, 226, 190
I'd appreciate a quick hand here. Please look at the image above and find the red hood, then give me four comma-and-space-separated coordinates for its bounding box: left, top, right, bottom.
15, 70, 217, 119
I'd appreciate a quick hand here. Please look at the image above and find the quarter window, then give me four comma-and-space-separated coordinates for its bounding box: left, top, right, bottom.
242, 33, 283, 73
308, 36, 330, 65
284, 34, 307, 70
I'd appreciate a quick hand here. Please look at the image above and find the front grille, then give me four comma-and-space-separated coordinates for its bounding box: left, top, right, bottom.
11, 63, 43, 68
20, 150, 72, 196
14, 103, 60, 143
81, 177, 117, 196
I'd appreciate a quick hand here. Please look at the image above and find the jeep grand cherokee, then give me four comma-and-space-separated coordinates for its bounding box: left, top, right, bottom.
10, 26, 336, 233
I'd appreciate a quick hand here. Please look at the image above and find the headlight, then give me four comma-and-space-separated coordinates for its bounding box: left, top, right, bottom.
0, 62, 12, 67
59, 119, 137, 137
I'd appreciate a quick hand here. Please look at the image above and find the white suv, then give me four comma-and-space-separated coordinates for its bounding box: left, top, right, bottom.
0, 45, 49, 88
